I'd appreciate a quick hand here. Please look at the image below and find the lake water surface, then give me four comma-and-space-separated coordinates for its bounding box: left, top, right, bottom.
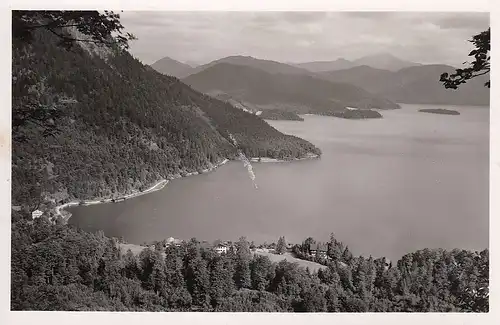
69, 104, 489, 261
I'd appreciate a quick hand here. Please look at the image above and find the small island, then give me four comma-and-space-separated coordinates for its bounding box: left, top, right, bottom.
327, 108, 383, 119
258, 109, 304, 121
419, 108, 460, 115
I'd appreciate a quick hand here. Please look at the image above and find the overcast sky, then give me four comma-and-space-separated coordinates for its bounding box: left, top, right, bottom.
119, 11, 489, 66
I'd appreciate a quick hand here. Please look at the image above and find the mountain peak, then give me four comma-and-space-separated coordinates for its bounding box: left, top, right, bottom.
150, 56, 194, 78
223, 55, 253, 59
353, 53, 420, 71
187, 55, 313, 77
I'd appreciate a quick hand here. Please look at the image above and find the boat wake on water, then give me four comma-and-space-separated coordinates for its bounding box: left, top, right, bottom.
229, 133, 259, 189
240, 152, 258, 189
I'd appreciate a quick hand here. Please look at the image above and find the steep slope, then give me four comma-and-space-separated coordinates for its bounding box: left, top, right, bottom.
257, 109, 304, 121
183, 63, 400, 114
292, 58, 355, 72
12, 30, 320, 208
321, 64, 490, 106
206, 90, 304, 121
186, 55, 313, 77
352, 53, 421, 71
205, 90, 260, 114
150, 56, 194, 78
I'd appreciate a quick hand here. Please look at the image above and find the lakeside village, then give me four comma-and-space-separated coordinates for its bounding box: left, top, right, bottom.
24, 208, 392, 272
135, 236, 392, 272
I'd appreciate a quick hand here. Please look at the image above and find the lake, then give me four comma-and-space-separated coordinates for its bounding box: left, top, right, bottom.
68, 104, 489, 261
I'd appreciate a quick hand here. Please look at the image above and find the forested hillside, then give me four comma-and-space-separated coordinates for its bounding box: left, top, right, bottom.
11, 211, 489, 312
258, 109, 305, 121
12, 28, 320, 210
183, 63, 400, 114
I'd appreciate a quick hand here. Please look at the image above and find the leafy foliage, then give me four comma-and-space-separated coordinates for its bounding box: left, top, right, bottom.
440, 28, 490, 89
12, 10, 135, 50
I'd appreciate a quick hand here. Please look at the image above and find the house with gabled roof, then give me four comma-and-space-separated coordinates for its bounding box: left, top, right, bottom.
309, 243, 328, 258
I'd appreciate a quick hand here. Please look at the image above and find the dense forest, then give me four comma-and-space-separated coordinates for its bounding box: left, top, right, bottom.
11, 211, 489, 312
419, 108, 461, 116
329, 109, 383, 119
12, 27, 320, 210
258, 109, 305, 121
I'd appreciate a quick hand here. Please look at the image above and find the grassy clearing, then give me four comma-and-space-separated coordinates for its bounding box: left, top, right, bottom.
253, 249, 327, 273
118, 244, 328, 273
119, 243, 148, 256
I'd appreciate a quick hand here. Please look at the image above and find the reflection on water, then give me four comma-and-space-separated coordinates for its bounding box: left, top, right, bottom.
69, 104, 489, 261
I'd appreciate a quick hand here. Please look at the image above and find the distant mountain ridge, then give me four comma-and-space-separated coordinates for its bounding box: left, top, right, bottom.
293, 53, 421, 72
186, 55, 314, 77
292, 58, 355, 72
352, 53, 422, 71
154, 54, 488, 107
320, 64, 489, 106
150, 56, 194, 78
183, 62, 400, 115
184, 60, 200, 68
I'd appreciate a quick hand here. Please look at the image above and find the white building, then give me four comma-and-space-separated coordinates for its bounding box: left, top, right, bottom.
31, 210, 43, 220
214, 244, 229, 254
165, 237, 183, 247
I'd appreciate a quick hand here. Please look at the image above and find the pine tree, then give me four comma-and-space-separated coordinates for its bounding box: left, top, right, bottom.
164, 246, 192, 310
299, 284, 327, 312
276, 236, 286, 255
325, 287, 341, 312
234, 237, 252, 289
342, 246, 354, 264
185, 251, 210, 309
209, 255, 235, 308
250, 255, 275, 291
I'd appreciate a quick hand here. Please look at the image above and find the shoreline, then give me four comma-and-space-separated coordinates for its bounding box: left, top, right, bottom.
54, 158, 230, 222
249, 153, 320, 163
53, 152, 319, 222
